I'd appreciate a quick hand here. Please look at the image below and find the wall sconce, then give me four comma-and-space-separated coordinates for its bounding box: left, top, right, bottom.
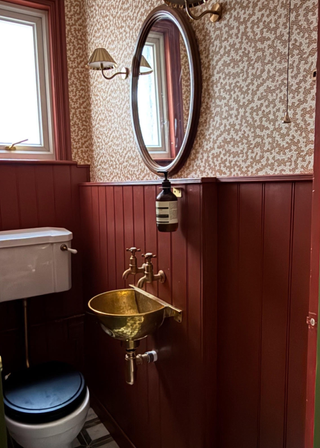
165, 0, 222, 23
88, 48, 129, 80
140, 55, 153, 75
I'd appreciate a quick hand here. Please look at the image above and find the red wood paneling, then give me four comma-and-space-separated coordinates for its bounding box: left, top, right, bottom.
81, 181, 214, 448
0, 166, 20, 229
202, 182, 218, 447
217, 180, 312, 448
287, 181, 312, 448
0, 161, 90, 374
260, 183, 293, 448
81, 177, 312, 448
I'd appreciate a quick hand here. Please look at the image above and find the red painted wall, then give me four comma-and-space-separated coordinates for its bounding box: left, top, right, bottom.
0, 161, 90, 374
81, 180, 217, 448
0, 170, 312, 447
80, 176, 312, 448
217, 180, 312, 448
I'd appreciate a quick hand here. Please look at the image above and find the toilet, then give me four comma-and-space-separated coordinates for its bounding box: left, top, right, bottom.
0, 228, 90, 448
4, 362, 90, 448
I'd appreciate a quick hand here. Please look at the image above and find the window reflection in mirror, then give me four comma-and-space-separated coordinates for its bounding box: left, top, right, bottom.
137, 19, 190, 167
138, 32, 170, 156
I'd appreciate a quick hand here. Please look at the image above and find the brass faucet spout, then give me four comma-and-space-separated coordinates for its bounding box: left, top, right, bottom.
136, 253, 166, 287
122, 268, 132, 280
137, 275, 147, 289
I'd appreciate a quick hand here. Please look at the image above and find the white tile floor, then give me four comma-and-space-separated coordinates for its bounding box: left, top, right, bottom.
9, 408, 120, 448
72, 408, 120, 448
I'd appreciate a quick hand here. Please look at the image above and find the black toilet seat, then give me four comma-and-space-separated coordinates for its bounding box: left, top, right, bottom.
3, 361, 87, 424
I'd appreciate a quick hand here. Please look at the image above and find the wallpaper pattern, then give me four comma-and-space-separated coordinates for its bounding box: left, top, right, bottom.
65, 0, 318, 182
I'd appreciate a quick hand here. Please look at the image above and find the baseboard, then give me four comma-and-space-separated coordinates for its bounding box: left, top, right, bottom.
89, 390, 136, 448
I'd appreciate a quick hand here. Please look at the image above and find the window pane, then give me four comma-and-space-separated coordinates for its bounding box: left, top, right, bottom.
0, 17, 41, 145
138, 44, 161, 148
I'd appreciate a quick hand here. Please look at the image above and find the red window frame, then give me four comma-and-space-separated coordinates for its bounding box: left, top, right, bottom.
1, 0, 71, 160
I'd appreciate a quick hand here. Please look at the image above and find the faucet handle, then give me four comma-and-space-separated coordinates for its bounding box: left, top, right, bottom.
142, 253, 156, 263
126, 247, 141, 257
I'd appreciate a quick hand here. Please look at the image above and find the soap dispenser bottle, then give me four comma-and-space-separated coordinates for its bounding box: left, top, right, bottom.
156, 172, 178, 232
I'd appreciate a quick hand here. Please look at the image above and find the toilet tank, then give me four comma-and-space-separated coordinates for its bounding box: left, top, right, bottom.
0, 228, 74, 303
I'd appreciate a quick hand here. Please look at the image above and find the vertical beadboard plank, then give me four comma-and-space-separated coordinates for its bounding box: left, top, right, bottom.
53, 164, 72, 230
202, 182, 218, 448
0, 165, 25, 356
286, 181, 312, 448
93, 191, 128, 443
156, 187, 172, 448
0, 165, 20, 229
123, 186, 135, 287
91, 186, 101, 296
42, 165, 70, 323
131, 185, 149, 448
16, 165, 39, 228
70, 165, 88, 241
98, 187, 108, 292
161, 182, 189, 448
44, 165, 72, 320
144, 185, 158, 296
114, 186, 125, 289
80, 185, 94, 302
217, 183, 239, 448
35, 166, 56, 226
186, 184, 203, 448
144, 185, 161, 448
235, 183, 264, 447
106, 187, 116, 289
260, 182, 293, 448
133, 186, 145, 251
68, 165, 86, 314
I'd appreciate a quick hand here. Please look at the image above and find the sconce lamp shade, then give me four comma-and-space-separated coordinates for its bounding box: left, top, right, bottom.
88, 48, 117, 70
140, 55, 153, 75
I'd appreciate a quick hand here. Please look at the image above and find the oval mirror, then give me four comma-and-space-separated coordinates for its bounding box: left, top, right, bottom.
131, 5, 202, 176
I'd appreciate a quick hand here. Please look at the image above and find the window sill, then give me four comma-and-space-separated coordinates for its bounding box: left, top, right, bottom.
0, 159, 90, 167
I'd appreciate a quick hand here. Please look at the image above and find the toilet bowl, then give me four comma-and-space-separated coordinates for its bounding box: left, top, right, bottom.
3, 362, 90, 448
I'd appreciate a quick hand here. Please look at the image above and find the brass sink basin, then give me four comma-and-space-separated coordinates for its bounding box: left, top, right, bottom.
88, 285, 182, 341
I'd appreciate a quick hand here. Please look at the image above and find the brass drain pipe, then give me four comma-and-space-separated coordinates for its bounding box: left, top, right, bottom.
124, 341, 158, 385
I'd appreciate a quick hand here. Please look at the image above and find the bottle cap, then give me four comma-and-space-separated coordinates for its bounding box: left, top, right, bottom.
162, 172, 171, 189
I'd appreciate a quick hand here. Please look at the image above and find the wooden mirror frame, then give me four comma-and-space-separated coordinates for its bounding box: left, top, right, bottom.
131, 5, 202, 176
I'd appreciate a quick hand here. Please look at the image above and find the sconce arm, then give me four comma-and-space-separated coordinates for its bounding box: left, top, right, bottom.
101, 67, 129, 80
184, 1, 222, 23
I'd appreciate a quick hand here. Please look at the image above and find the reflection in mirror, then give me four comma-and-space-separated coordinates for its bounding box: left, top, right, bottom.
137, 19, 190, 167
131, 5, 201, 176
139, 55, 153, 75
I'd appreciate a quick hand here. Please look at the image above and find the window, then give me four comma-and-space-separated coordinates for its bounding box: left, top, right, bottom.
138, 32, 170, 158
0, 2, 54, 158
0, 0, 71, 160
137, 19, 185, 164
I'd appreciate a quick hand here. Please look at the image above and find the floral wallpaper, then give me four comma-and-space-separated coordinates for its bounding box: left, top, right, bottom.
65, 0, 318, 182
